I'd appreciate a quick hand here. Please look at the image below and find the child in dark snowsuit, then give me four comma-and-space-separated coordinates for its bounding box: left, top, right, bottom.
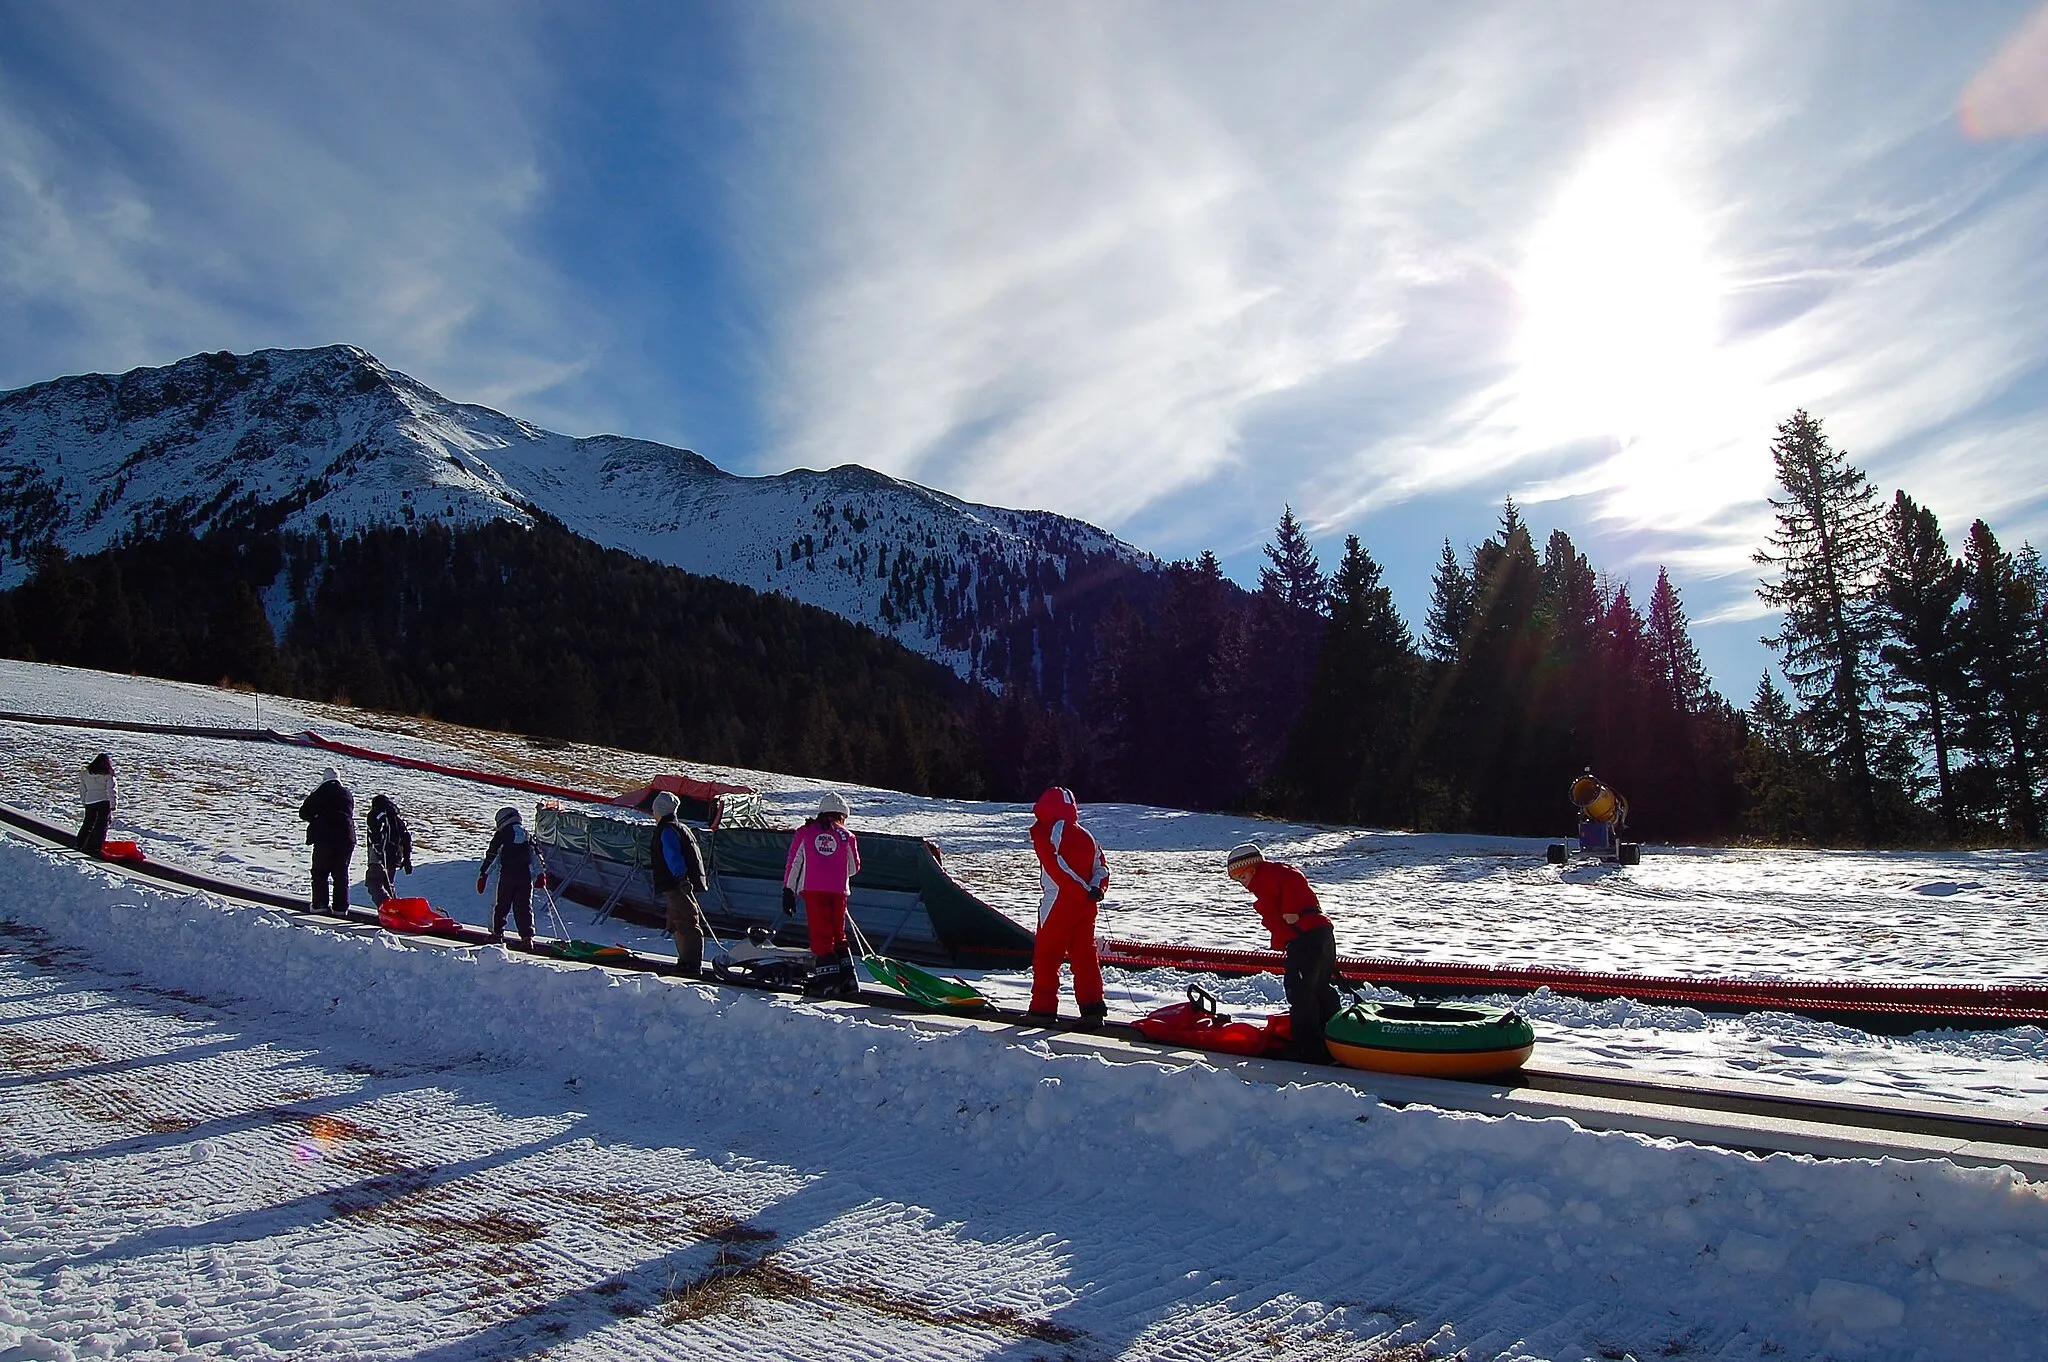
649, 791, 709, 976
477, 806, 536, 948
365, 794, 414, 906
77, 754, 115, 857
299, 766, 356, 916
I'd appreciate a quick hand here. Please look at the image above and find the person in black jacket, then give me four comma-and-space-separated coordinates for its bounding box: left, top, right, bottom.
648, 791, 709, 976
298, 766, 356, 916
364, 794, 414, 906
477, 806, 536, 948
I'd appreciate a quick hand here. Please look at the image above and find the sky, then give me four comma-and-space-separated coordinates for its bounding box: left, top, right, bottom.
3, 1, 2047, 698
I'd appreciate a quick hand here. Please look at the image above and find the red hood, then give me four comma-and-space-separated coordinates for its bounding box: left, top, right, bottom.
1032, 786, 1078, 825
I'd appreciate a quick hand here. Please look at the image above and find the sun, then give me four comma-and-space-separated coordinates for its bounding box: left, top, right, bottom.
1512, 129, 1724, 447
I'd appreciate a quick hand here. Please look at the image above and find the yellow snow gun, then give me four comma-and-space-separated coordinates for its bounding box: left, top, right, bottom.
1548, 774, 1639, 866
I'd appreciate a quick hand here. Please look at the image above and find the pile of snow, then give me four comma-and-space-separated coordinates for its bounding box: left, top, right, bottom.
2, 838, 2046, 1359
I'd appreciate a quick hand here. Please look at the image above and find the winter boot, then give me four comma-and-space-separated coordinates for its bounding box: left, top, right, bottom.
804, 955, 838, 998
1075, 1002, 1109, 1032
831, 947, 860, 998
1022, 1010, 1058, 1027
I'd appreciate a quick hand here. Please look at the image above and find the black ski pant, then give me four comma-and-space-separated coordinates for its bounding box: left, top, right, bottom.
493, 876, 534, 944
76, 802, 110, 857
664, 886, 703, 976
1283, 924, 1340, 1064
366, 857, 396, 906
311, 843, 353, 916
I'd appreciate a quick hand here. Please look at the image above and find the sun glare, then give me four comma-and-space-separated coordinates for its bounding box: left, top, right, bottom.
1513, 130, 1724, 448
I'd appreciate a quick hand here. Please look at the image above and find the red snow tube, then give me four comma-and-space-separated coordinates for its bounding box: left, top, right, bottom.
378, 897, 463, 936
1134, 985, 1286, 1057
99, 840, 146, 863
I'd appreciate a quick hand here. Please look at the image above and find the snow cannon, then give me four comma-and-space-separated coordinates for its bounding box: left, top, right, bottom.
1547, 773, 1640, 866
1570, 775, 1624, 826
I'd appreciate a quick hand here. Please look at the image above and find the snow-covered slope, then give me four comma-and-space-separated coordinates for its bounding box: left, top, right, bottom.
0, 346, 1155, 679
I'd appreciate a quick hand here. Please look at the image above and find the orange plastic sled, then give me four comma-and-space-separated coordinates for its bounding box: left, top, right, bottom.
99, 840, 146, 863
378, 896, 464, 936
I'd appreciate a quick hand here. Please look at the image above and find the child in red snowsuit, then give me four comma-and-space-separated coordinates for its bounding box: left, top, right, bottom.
1028, 786, 1110, 1028
1227, 842, 1338, 1063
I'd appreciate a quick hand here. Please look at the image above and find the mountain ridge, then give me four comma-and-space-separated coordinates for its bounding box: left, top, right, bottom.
0, 344, 1161, 688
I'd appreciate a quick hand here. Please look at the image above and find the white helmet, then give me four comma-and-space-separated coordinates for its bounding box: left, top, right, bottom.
495, 806, 521, 828
652, 791, 680, 820
817, 792, 850, 819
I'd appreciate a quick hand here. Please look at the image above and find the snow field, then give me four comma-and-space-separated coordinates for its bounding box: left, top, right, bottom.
3, 838, 2048, 1359
5, 658, 2048, 1114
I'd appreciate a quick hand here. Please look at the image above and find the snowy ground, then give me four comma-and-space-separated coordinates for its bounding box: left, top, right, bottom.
4, 661, 2045, 1115
5, 840, 2048, 1361
3, 662, 2048, 1359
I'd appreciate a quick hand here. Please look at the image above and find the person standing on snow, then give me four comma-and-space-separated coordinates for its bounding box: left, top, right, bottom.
298, 766, 356, 917
649, 791, 709, 976
364, 794, 413, 906
783, 792, 861, 998
1027, 786, 1110, 1030
76, 753, 116, 858
1226, 843, 1339, 1063
477, 806, 537, 949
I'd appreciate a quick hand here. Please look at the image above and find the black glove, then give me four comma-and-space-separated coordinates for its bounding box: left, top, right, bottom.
1088, 885, 1105, 903
781, 887, 798, 916
403, 861, 413, 876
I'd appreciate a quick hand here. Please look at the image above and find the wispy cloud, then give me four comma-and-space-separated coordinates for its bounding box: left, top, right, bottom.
0, 1, 601, 423
736, 0, 2048, 615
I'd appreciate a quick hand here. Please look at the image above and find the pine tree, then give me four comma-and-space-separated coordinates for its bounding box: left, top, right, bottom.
1645, 568, 1708, 717
1876, 491, 1965, 838
1539, 530, 1600, 663
1955, 520, 2044, 841
1753, 410, 1888, 841
1259, 506, 1326, 614
1423, 539, 1474, 665
1281, 536, 1416, 823
1740, 674, 1816, 842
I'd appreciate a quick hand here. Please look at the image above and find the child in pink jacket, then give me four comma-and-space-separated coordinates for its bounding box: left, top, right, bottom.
784, 792, 862, 997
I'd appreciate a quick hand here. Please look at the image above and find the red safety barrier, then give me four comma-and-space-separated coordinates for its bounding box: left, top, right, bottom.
1098, 938, 2048, 1025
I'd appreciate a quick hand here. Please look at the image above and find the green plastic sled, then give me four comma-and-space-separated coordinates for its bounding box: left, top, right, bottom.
535, 940, 635, 965
861, 954, 988, 1011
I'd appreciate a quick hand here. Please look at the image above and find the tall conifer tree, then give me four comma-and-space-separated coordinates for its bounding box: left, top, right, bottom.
1645, 568, 1708, 717
1956, 520, 2044, 841
1281, 535, 1416, 823
1876, 491, 1965, 838
1424, 539, 1474, 665
1754, 410, 1888, 841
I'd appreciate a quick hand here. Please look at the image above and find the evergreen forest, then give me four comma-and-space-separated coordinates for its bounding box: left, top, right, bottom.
2, 409, 2041, 846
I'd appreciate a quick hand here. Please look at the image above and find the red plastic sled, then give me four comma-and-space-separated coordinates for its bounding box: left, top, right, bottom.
1134, 985, 1287, 1057
378, 896, 464, 936
99, 840, 146, 863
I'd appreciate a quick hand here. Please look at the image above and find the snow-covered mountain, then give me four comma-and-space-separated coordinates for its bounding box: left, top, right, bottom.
0, 345, 1157, 682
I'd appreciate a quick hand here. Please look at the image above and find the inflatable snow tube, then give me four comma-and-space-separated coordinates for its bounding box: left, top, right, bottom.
377, 897, 463, 937
1134, 985, 1285, 1057
1324, 1000, 1534, 1077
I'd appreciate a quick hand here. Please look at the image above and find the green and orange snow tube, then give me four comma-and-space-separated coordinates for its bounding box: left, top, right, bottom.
1324, 1000, 1535, 1077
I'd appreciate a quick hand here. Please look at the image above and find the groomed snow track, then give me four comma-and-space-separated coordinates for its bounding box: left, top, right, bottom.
3, 801, 2045, 1182
10, 707, 2048, 1034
